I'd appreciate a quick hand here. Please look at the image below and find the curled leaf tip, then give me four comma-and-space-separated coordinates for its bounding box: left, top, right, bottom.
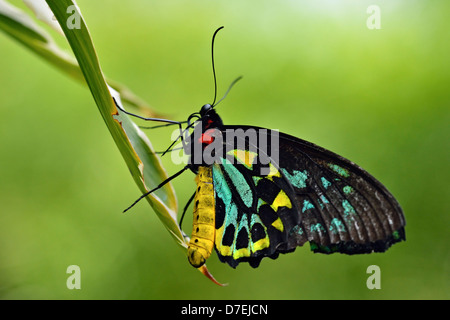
198, 265, 228, 287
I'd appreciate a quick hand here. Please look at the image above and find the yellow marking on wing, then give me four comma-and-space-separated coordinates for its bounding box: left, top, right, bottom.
252, 237, 270, 252
220, 246, 232, 257
270, 189, 292, 212
266, 163, 281, 181
233, 247, 251, 260
271, 217, 284, 232
215, 224, 233, 257
227, 149, 258, 169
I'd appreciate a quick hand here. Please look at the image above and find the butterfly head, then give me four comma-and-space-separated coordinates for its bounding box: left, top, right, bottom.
198, 104, 223, 129
200, 103, 213, 116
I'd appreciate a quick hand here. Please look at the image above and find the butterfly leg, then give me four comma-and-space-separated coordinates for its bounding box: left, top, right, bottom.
113, 97, 182, 127
179, 191, 196, 229
122, 165, 190, 213
113, 97, 188, 155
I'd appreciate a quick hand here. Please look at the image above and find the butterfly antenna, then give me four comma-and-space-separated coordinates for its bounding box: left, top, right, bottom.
214, 75, 243, 107
210, 26, 224, 106
209, 27, 243, 108
139, 120, 188, 130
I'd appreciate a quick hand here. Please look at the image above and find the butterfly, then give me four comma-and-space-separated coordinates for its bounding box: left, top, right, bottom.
182, 104, 406, 268
119, 27, 406, 269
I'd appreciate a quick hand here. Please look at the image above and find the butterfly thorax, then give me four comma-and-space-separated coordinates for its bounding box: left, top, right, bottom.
187, 105, 223, 173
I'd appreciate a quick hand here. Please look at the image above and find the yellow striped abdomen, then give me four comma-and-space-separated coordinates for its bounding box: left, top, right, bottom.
187, 166, 215, 268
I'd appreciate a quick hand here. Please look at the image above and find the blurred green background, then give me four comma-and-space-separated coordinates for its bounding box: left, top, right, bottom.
0, 0, 448, 299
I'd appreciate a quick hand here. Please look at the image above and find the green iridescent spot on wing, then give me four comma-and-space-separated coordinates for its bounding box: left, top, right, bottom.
252, 176, 263, 185
320, 194, 329, 204
310, 223, 326, 234
342, 199, 356, 216
212, 163, 232, 204
328, 163, 350, 178
343, 185, 354, 194
341, 200, 358, 226
290, 225, 304, 236
329, 217, 346, 233
212, 164, 237, 257
219, 157, 253, 208
281, 168, 308, 188
392, 230, 402, 240
302, 199, 315, 213
217, 203, 239, 257
321, 177, 332, 189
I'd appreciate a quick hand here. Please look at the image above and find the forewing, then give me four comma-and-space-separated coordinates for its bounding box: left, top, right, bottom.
277, 131, 406, 254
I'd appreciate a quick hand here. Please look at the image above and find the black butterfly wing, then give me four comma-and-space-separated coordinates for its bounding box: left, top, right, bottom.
219, 125, 405, 260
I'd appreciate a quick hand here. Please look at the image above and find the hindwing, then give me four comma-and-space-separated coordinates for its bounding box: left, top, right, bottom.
212, 151, 299, 268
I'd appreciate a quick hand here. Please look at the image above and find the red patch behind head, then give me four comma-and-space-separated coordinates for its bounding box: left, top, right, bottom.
198, 130, 215, 145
